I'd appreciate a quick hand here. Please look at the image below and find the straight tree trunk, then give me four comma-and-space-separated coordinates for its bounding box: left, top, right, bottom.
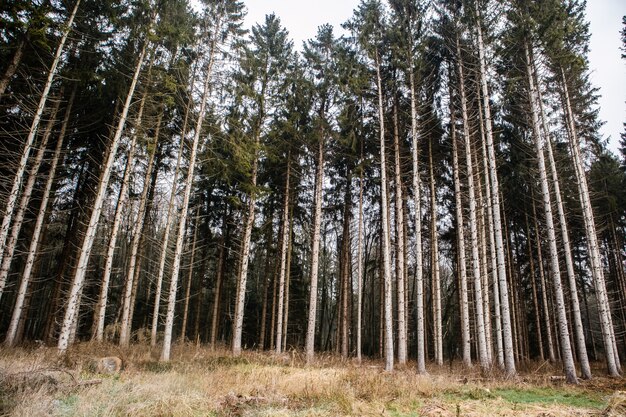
450, 86, 471, 368
150, 60, 197, 347
4, 89, 73, 347
393, 99, 407, 364
119, 114, 161, 347
477, 89, 503, 368
180, 207, 200, 343
92, 84, 150, 341
275, 161, 290, 354
533, 197, 557, 363
457, 39, 489, 370
560, 68, 620, 377
161, 39, 216, 361
305, 119, 325, 364
0, 1, 81, 292
356, 157, 364, 363
57, 28, 148, 353
210, 223, 227, 349
475, 8, 515, 376
429, 135, 442, 366
525, 213, 545, 361
534, 62, 590, 379
409, 67, 426, 374
375, 51, 394, 372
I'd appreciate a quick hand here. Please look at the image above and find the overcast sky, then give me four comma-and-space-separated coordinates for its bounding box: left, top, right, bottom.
243, 0, 625, 155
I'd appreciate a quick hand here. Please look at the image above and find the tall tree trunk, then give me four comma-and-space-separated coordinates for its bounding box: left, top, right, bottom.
0, 1, 81, 291
340, 173, 352, 359
150, 60, 197, 347
450, 85, 471, 368
525, 213, 545, 361
57, 28, 148, 353
429, 134, 442, 366
409, 67, 426, 374
457, 38, 489, 370
161, 39, 216, 361
532, 196, 557, 363
210, 219, 227, 349
92, 83, 151, 341
477, 88, 503, 368
375, 51, 394, 372
475, 8, 515, 377
305, 119, 325, 364
232, 131, 260, 357
119, 113, 161, 347
560, 68, 620, 377
180, 207, 200, 343
4, 89, 74, 347
393, 99, 407, 364
282, 208, 293, 351
275, 161, 290, 354
525, 43, 577, 384
356, 155, 364, 364
535, 63, 590, 379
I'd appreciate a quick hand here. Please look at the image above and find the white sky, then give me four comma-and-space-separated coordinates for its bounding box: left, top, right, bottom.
243, 0, 625, 155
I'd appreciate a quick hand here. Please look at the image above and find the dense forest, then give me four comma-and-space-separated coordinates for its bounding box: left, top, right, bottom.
0, 0, 625, 385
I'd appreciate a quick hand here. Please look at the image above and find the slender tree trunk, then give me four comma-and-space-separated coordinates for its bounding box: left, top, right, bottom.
0, 1, 81, 292
392, 99, 407, 365
210, 223, 227, 349
450, 85, 471, 368
339, 174, 352, 359
305, 120, 325, 364
561, 68, 620, 377
526, 213, 545, 361
428, 135, 442, 366
232, 130, 260, 356
534, 67, 590, 379
4, 89, 73, 347
475, 9, 515, 376
92, 86, 150, 341
282, 208, 293, 351
374, 51, 394, 371
477, 89, 503, 368
457, 39, 489, 370
525, 43, 578, 384
180, 207, 200, 343
410, 68, 426, 374
532, 196, 557, 363
356, 167, 364, 364
161, 40, 216, 361
119, 113, 161, 347
275, 160, 290, 354
150, 61, 197, 347
57, 28, 148, 354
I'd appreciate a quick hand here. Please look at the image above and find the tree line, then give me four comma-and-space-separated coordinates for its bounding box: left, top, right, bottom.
0, 0, 625, 384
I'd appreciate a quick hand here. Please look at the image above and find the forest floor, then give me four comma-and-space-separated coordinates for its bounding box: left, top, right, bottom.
1, 343, 625, 417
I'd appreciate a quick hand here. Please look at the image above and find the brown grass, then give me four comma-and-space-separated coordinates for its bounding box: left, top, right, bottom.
0, 343, 623, 416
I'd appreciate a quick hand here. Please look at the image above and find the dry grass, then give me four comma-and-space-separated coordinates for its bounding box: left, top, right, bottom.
0, 343, 623, 416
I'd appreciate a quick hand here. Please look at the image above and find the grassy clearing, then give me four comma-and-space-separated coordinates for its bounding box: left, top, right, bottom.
0, 343, 623, 416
